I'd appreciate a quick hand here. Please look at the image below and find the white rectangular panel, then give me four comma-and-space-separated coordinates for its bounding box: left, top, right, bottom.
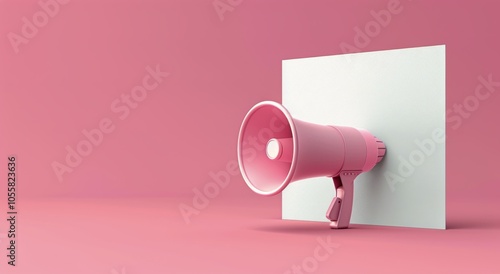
282, 45, 446, 229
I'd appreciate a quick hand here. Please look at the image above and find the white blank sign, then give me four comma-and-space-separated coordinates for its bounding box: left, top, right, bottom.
282, 45, 445, 229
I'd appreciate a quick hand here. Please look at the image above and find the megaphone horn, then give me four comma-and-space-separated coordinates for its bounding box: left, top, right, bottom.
237, 101, 386, 229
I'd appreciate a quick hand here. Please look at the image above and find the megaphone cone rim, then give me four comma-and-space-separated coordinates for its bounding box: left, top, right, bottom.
237, 101, 298, 196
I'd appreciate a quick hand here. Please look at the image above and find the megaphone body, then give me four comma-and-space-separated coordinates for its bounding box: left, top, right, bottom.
237, 101, 385, 229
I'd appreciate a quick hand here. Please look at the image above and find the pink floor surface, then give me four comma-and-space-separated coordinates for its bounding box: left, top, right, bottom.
0, 196, 498, 274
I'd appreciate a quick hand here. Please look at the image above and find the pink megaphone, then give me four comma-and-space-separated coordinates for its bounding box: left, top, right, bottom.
237, 101, 386, 229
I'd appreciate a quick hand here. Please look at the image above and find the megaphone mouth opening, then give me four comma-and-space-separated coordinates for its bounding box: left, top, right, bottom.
237, 101, 298, 196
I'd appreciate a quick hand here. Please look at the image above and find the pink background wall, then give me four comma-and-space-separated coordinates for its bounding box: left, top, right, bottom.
1, 1, 500, 273
1, 0, 499, 202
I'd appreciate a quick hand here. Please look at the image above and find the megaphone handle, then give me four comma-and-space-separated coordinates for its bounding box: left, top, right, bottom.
327, 171, 360, 229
